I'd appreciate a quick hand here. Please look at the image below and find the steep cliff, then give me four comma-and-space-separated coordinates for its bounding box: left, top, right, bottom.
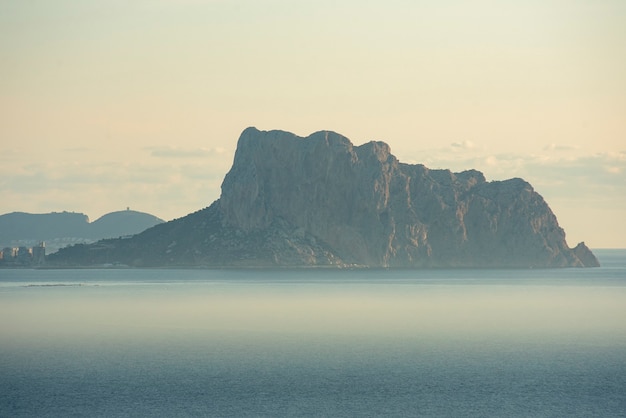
50, 127, 599, 268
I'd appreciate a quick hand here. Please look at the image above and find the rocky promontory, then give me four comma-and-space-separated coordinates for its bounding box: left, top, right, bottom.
49, 127, 599, 268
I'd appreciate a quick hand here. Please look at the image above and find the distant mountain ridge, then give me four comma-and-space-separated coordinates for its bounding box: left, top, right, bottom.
50, 127, 599, 268
0, 210, 164, 253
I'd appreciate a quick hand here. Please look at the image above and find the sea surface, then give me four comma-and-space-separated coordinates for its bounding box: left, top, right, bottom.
1, 250, 625, 417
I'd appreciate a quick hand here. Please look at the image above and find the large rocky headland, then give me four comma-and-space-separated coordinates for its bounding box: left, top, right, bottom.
50, 127, 599, 268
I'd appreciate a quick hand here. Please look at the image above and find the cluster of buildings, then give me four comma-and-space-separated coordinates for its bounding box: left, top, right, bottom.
0, 242, 46, 266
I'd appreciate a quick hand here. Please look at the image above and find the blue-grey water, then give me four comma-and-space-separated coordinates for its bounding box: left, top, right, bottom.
1, 250, 625, 417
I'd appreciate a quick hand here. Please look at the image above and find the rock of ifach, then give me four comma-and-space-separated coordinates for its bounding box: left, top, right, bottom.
49, 127, 599, 268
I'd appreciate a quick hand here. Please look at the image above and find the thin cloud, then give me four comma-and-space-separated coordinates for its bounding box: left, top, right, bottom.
402, 144, 626, 208
450, 140, 476, 150
0, 157, 228, 220
148, 146, 229, 159
543, 143, 580, 152
62, 147, 92, 153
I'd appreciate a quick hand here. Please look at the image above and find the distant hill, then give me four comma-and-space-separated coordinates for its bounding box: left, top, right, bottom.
89, 211, 165, 239
50, 128, 598, 268
0, 210, 164, 253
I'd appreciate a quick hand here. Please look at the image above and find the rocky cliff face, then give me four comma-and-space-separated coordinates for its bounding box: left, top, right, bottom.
50, 127, 599, 268
217, 127, 597, 267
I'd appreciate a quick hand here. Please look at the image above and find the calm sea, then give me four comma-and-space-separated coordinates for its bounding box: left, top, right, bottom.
1, 250, 625, 417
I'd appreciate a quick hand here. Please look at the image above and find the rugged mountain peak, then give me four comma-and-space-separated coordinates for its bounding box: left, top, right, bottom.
50, 128, 599, 268
217, 128, 598, 268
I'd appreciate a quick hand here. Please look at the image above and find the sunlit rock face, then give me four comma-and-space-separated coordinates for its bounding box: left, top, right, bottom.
219, 127, 598, 268
50, 127, 599, 268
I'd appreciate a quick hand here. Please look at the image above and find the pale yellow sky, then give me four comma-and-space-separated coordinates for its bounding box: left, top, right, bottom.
1, 0, 625, 247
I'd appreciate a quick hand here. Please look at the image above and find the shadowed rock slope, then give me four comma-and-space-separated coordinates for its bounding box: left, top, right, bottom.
50, 127, 599, 268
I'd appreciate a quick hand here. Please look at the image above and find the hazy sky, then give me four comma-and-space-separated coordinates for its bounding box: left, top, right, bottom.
1, 0, 624, 247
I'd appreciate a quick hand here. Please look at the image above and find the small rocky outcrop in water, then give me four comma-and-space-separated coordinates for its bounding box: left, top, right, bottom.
50, 127, 599, 268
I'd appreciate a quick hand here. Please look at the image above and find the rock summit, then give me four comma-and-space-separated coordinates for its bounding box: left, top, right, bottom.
50, 127, 599, 268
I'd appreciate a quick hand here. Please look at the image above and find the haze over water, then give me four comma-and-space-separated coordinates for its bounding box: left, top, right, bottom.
1, 250, 625, 417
